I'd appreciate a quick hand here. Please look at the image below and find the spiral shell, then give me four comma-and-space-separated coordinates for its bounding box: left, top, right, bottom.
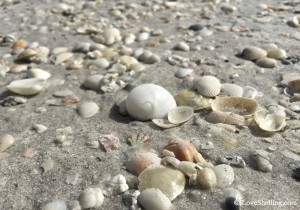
194, 76, 221, 97
126, 84, 177, 121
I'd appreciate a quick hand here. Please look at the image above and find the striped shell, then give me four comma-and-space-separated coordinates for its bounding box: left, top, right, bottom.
194, 76, 221, 97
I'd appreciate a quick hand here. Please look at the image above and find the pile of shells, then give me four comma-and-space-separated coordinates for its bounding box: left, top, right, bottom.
240, 45, 287, 68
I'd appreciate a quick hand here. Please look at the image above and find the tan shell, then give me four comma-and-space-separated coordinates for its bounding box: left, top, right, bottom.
174, 89, 213, 110
241, 46, 267, 60
288, 79, 300, 93
167, 106, 194, 124
256, 57, 277, 68
194, 76, 221, 97
254, 110, 286, 132
267, 48, 286, 60
206, 111, 245, 126
152, 119, 178, 129
211, 96, 258, 116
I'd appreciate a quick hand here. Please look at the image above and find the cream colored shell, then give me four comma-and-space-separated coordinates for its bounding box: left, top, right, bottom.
254, 110, 286, 132
194, 76, 221, 97
7, 78, 45, 95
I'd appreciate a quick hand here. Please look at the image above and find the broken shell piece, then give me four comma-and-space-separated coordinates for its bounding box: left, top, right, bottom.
175, 68, 193, 78
164, 139, 205, 163
99, 134, 120, 152
243, 86, 259, 99
152, 119, 178, 129
126, 152, 161, 175
7, 78, 45, 95
138, 188, 172, 210
101, 174, 129, 196
254, 110, 286, 132
211, 96, 258, 116
241, 46, 267, 61
126, 84, 177, 121
196, 168, 217, 189
175, 89, 213, 110
194, 76, 222, 97
0, 134, 14, 152
167, 106, 194, 124
27, 68, 51, 80
79, 188, 104, 209
138, 165, 185, 201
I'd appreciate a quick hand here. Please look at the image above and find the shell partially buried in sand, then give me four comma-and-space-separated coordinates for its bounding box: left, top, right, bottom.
7, 78, 46, 95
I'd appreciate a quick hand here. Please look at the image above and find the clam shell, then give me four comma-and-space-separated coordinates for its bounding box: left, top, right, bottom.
288, 79, 300, 93
175, 68, 193, 78
7, 78, 45, 95
138, 188, 172, 210
256, 57, 277, 68
254, 110, 286, 132
77, 102, 99, 118
138, 165, 185, 201
241, 46, 267, 61
211, 96, 258, 116
167, 106, 194, 124
27, 68, 51, 80
174, 89, 212, 110
194, 76, 221, 97
126, 84, 177, 121
0, 134, 14, 152
196, 168, 217, 189
267, 48, 287, 60
16, 48, 37, 61
55, 52, 73, 65
152, 119, 178, 129
221, 83, 244, 97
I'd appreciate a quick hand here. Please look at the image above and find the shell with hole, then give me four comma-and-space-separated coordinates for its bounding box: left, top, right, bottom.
7, 78, 46, 95
211, 96, 258, 116
126, 84, 177, 121
194, 76, 221, 97
174, 89, 213, 110
167, 106, 194, 124
254, 110, 287, 132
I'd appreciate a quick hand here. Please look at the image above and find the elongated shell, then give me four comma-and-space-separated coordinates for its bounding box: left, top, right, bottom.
7, 78, 45, 95
211, 96, 258, 116
125, 152, 161, 175
126, 84, 177, 121
254, 110, 286, 132
288, 79, 300, 94
206, 111, 245, 126
194, 76, 221, 97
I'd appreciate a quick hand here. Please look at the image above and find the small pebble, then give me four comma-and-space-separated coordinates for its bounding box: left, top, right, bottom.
218, 156, 246, 167
256, 156, 273, 172
267, 48, 287, 60
188, 24, 204, 31
77, 101, 99, 118
53, 90, 74, 98
174, 41, 190, 51
241, 46, 267, 61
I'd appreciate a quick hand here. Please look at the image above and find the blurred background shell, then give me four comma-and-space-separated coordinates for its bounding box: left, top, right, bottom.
194, 76, 221, 97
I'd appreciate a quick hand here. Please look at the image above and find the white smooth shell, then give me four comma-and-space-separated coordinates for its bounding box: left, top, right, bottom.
41, 200, 67, 210
221, 83, 244, 97
254, 110, 286, 132
27, 68, 51, 80
167, 106, 194, 124
77, 102, 99, 118
126, 84, 177, 121
194, 76, 221, 97
138, 188, 172, 210
7, 78, 45, 95
152, 119, 178, 129
84, 74, 103, 91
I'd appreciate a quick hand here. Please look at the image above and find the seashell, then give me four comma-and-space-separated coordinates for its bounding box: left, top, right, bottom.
0, 134, 14, 152
101, 174, 129, 196
256, 156, 273, 172
194, 76, 222, 97
175, 68, 193, 78
83, 75, 103, 91
9, 64, 28, 73
288, 16, 300, 27
137, 32, 150, 42
288, 79, 300, 93
256, 57, 277, 68
261, 43, 278, 52
174, 89, 213, 110
152, 119, 178, 129
34, 46, 50, 58
162, 156, 181, 168
126, 84, 177, 121
213, 164, 235, 187
7, 78, 45, 95
130, 63, 146, 72
267, 48, 286, 60
167, 106, 194, 124
119, 55, 139, 68
33, 124, 48, 133
77, 101, 99, 118
177, 161, 198, 177
16, 48, 37, 61
12, 40, 28, 50
41, 200, 67, 210
79, 188, 104, 209
174, 41, 190, 51
242, 86, 259, 99
126, 152, 161, 175
164, 139, 205, 163
196, 168, 217, 189
241, 46, 267, 61
54, 52, 73, 65
123, 33, 136, 45
254, 110, 286, 132
27, 68, 51, 80
51, 47, 69, 55
138, 188, 172, 210
221, 83, 244, 97
103, 27, 121, 45
207, 111, 245, 126
138, 165, 185, 201
211, 96, 258, 116
72, 42, 91, 53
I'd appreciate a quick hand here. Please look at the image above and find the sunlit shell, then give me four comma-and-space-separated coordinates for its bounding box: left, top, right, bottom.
254, 110, 286, 132
221, 83, 244, 97
174, 89, 213, 110
175, 68, 193, 78
288, 79, 300, 94
125, 152, 161, 176
194, 76, 221, 97
12, 40, 28, 50
138, 188, 172, 210
27, 68, 51, 80
7, 78, 45, 95
126, 84, 177, 121
241, 46, 267, 61
211, 96, 258, 116
138, 165, 185, 201
16, 48, 37, 61
165, 139, 205, 163
152, 119, 178, 129
167, 106, 194, 124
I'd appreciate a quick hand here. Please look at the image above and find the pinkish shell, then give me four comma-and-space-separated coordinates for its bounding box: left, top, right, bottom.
126, 152, 161, 175
99, 134, 120, 152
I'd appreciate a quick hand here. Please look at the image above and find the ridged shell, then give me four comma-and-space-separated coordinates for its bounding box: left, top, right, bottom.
221, 83, 244, 97
241, 46, 267, 61
254, 110, 286, 132
126, 84, 177, 121
167, 106, 194, 124
211, 96, 258, 116
7, 78, 45, 95
174, 89, 212, 110
194, 76, 221, 97
256, 57, 277, 68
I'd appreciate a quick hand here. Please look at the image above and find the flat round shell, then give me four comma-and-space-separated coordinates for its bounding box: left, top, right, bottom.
167, 106, 194, 124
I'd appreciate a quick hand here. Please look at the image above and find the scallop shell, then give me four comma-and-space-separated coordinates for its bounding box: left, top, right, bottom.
174, 89, 213, 110
7, 78, 45, 95
194, 76, 221, 97
138, 165, 185, 201
256, 57, 277, 68
126, 84, 177, 121
152, 119, 178, 129
27, 68, 51, 80
254, 110, 286, 132
221, 83, 244, 97
138, 188, 172, 210
211, 96, 258, 116
175, 68, 193, 78
167, 106, 194, 124
241, 46, 267, 61
288, 79, 300, 94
